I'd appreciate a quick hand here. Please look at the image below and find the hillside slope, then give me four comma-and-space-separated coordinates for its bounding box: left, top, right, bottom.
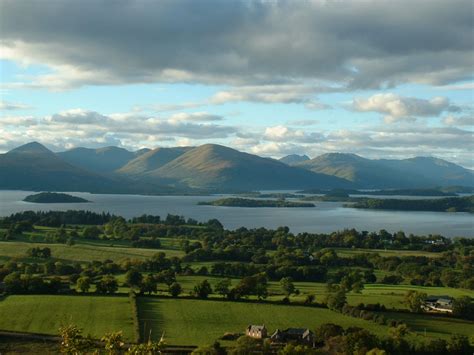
117, 147, 193, 177
0, 142, 125, 192
146, 144, 349, 190
58, 146, 141, 174
296, 153, 474, 188
279, 154, 310, 165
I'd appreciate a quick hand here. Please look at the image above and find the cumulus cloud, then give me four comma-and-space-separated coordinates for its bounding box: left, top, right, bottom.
443, 115, 474, 127
2, 107, 473, 168
209, 85, 330, 106
1, 0, 472, 90
264, 125, 324, 143
168, 112, 223, 123
287, 119, 319, 126
353, 93, 460, 123
0, 109, 236, 151
230, 124, 474, 168
0, 100, 32, 111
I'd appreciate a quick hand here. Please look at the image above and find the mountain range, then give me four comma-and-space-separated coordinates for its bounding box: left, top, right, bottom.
0, 142, 472, 194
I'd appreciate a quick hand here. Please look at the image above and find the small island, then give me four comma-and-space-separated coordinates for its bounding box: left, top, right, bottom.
349, 196, 474, 213
23, 192, 90, 203
198, 197, 315, 208
298, 188, 458, 197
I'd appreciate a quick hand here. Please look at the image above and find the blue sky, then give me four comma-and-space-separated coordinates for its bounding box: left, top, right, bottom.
0, 0, 473, 167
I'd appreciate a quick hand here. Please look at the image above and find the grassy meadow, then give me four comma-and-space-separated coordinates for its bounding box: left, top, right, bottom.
174, 275, 474, 310
137, 297, 390, 345
0, 240, 183, 263
0, 295, 135, 340
137, 297, 474, 346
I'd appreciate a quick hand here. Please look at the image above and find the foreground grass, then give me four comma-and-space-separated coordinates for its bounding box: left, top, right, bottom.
137, 297, 474, 346
0, 241, 182, 263
0, 295, 135, 340
137, 297, 390, 346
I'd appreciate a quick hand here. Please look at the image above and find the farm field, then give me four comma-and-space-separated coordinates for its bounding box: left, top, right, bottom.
137, 297, 473, 346
0, 295, 135, 340
136, 297, 391, 346
382, 311, 474, 340
333, 247, 443, 258
175, 275, 474, 309
0, 240, 182, 263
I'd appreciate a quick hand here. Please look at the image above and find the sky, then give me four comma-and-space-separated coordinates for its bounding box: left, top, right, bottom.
0, 0, 473, 167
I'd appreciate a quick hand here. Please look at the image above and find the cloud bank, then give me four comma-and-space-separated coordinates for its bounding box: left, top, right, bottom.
1, 0, 472, 90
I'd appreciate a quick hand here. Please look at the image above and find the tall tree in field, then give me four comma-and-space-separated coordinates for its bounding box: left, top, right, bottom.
194, 279, 212, 299
76, 276, 91, 293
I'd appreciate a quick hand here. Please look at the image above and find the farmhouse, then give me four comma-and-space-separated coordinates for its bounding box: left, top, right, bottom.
270, 328, 315, 345
422, 295, 453, 313
246, 325, 267, 339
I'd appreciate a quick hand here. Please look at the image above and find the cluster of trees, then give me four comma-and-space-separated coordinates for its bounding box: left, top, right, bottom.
26, 247, 51, 258
191, 274, 270, 300
352, 195, 474, 213
58, 324, 165, 354
198, 197, 315, 208
2, 272, 67, 294
1, 210, 115, 227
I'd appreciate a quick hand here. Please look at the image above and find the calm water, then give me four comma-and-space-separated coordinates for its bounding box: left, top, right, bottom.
1, 190, 473, 237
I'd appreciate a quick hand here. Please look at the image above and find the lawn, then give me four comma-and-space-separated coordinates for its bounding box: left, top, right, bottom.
0, 241, 183, 263
137, 297, 391, 346
0, 295, 135, 340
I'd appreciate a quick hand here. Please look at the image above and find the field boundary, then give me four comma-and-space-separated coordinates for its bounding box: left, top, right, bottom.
0, 329, 60, 342
129, 292, 141, 343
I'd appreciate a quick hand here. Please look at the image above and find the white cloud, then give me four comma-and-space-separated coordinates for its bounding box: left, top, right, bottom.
168, 112, 223, 123
443, 115, 474, 127
209, 85, 327, 105
0, 109, 237, 151
353, 93, 460, 123
0, 100, 32, 111
264, 125, 323, 143
287, 119, 319, 126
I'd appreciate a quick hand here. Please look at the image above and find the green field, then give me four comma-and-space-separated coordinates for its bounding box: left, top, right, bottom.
382, 311, 474, 340
0, 241, 182, 263
137, 297, 474, 346
333, 248, 443, 258
0, 295, 135, 340
175, 275, 474, 310
137, 297, 391, 346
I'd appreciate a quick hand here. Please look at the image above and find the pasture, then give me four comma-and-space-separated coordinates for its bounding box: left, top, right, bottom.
137, 297, 391, 346
137, 297, 473, 346
175, 275, 474, 310
0, 295, 135, 340
0, 240, 182, 263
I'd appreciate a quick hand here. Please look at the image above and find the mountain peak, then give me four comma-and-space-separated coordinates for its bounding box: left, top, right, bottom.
7, 141, 54, 155
280, 154, 310, 165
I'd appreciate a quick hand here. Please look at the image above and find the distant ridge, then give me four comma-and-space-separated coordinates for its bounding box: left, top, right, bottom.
117, 147, 193, 177
1, 141, 472, 193
58, 146, 138, 174
279, 154, 310, 165
0, 142, 125, 192
296, 153, 474, 188
145, 144, 349, 190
